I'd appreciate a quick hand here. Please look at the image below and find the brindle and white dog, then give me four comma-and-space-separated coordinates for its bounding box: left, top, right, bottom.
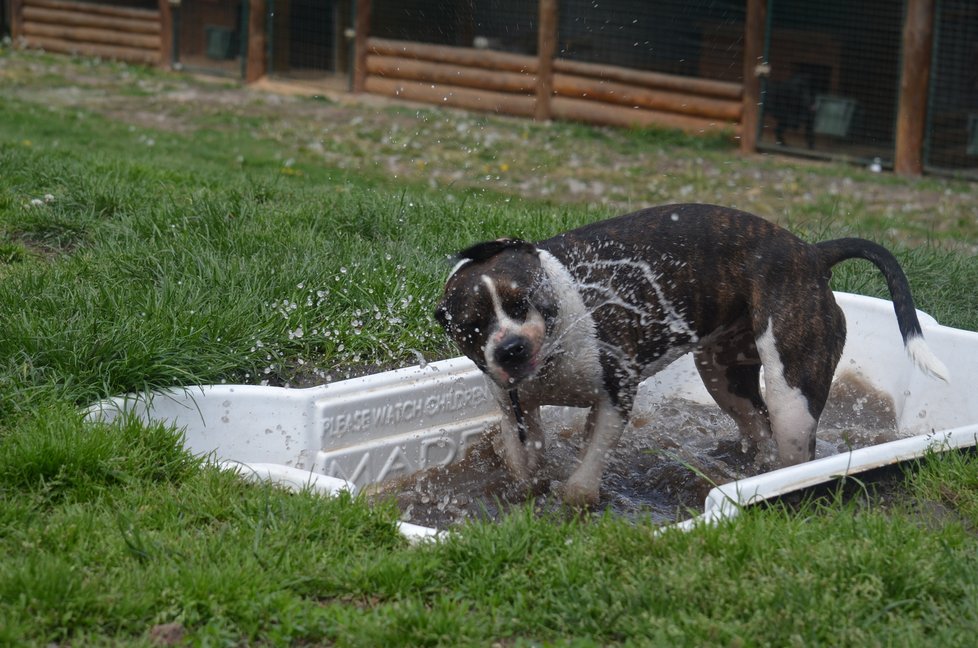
435, 204, 948, 507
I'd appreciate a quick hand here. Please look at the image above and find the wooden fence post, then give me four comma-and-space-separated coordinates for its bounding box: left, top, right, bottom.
895, 0, 934, 176
9, 0, 23, 41
158, 0, 173, 68
352, 0, 371, 93
245, 0, 267, 82
740, 0, 766, 154
535, 0, 557, 121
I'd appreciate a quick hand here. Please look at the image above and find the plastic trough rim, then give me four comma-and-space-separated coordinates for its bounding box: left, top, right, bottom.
666, 423, 978, 534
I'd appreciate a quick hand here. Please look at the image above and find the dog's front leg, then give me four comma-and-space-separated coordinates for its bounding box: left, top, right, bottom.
493, 399, 544, 485
563, 398, 625, 508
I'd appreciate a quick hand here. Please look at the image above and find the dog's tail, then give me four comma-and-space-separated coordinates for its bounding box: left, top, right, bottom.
817, 238, 950, 382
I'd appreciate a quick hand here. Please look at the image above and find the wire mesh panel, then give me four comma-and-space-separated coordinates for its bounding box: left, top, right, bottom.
371, 0, 538, 54
174, 0, 246, 78
268, 0, 352, 81
925, 0, 978, 178
74, 0, 156, 7
362, 1, 539, 118
760, 0, 903, 164
556, 0, 745, 83
362, 1, 742, 134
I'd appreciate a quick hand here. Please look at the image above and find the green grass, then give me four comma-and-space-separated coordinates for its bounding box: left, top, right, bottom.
2, 48, 978, 645
2, 416, 977, 645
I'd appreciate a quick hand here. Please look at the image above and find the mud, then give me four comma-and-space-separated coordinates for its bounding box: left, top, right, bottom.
369, 371, 897, 528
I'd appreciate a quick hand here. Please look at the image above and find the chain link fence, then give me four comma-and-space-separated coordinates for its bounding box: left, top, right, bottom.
925, 0, 978, 178
759, 0, 903, 166
371, 0, 537, 54
557, 0, 744, 82
267, 0, 351, 82
369, 0, 744, 80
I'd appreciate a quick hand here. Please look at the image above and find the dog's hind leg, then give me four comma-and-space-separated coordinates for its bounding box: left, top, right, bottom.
754, 305, 845, 466
694, 348, 772, 461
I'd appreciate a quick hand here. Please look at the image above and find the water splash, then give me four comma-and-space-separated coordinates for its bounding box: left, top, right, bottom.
371, 372, 898, 528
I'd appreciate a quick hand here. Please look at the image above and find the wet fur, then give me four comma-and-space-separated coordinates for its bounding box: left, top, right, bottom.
435, 203, 948, 507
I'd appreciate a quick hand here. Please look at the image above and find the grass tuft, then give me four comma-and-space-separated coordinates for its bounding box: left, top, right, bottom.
0, 407, 202, 502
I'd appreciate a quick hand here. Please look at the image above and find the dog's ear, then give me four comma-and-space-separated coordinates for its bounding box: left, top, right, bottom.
455, 238, 535, 263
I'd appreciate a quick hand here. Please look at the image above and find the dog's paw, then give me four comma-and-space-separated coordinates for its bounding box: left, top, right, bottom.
491, 435, 530, 478
711, 438, 757, 467
562, 478, 600, 509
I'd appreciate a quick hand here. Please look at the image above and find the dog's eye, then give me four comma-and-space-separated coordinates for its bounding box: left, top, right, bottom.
530, 285, 558, 322
507, 301, 529, 321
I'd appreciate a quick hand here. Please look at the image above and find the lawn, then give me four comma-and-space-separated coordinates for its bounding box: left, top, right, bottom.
1, 48, 978, 645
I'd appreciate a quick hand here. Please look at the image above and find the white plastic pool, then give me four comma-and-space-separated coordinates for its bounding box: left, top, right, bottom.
87, 293, 978, 538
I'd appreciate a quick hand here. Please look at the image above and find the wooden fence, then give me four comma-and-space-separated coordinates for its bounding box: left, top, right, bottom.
6, 0, 945, 176
9, 0, 170, 66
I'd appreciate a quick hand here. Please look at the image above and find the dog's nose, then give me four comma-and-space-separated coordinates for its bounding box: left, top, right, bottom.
494, 337, 530, 369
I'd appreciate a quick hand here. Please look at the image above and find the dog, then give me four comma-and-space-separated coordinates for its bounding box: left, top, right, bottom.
434, 204, 949, 507
767, 73, 816, 149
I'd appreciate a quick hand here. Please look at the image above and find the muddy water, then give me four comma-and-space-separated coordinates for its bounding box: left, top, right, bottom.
369, 372, 897, 529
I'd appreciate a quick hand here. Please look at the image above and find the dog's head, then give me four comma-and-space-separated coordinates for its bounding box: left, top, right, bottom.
435, 239, 558, 388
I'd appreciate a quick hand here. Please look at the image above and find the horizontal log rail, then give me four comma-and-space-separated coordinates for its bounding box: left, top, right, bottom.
367, 37, 538, 74
553, 58, 742, 101
551, 96, 740, 136
361, 36, 741, 132
553, 73, 742, 122
365, 76, 537, 117
23, 5, 160, 34
24, 22, 159, 49
22, 34, 160, 64
27, 0, 158, 22
366, 55, 538, 95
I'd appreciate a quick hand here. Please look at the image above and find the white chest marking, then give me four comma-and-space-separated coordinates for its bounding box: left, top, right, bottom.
531, 250, 605, 404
